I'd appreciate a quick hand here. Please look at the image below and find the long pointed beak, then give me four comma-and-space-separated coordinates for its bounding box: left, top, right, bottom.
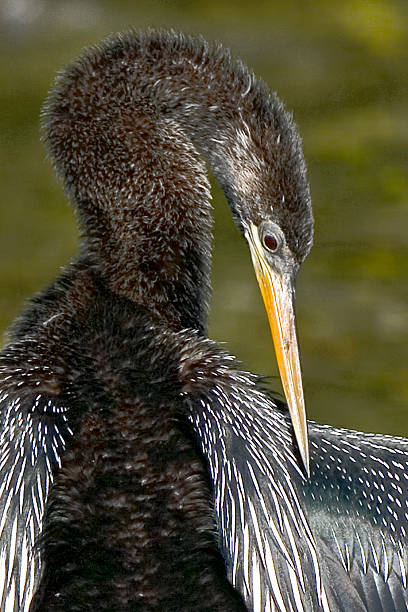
246, 223, 309, 476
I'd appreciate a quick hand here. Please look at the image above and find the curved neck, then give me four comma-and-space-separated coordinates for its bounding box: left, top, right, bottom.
43, 32, 291, 331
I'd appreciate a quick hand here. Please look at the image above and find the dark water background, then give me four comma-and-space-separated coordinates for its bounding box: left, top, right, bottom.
1, 1, 408, 436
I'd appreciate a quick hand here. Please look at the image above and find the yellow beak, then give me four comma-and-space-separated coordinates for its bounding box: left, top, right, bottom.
246, 223, 309, 476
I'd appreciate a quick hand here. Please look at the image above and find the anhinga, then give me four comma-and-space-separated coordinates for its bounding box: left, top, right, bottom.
1, 30, 408, 612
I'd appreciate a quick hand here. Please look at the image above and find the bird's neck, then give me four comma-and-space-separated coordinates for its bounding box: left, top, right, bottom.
53, 111, 214, 333
44, 33, 273, 330
77, 118, 213, 333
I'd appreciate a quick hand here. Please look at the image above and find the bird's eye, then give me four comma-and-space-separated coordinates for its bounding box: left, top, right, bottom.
263, 233, 279, 252
258, 221, 283, 255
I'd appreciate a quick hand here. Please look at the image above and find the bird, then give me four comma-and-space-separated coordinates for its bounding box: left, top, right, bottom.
1, 28, 408, 612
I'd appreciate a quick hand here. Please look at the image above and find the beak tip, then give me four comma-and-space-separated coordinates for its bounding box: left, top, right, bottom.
299, 440, 310, 478
291, 415, 309, 477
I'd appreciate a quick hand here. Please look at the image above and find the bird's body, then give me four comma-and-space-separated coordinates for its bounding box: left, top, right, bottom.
1, 29, 408, 612
1, 265, 248, 611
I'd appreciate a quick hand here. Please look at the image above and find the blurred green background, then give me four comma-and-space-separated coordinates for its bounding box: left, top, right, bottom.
1, 0, 408, 435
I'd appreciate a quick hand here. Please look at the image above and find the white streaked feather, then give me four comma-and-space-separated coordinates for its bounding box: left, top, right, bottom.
281, 511, 305, 590
0, 491, 13, 540
398, 548, 407, 588
243, 523, 250, 594
0, 549, 6, 603
251, 549, 262, 612
246, 462, 296, 573
319, 585, 331, 612
264, 593, 274, 612
381, 538, 389, 582
7, 516, 18, 584
232, 534, 239, 586
5, 579, 15, 612
262, 537, 286, 612
19, 533, 28, 605
370, 540, 380, 573
247, 497, 265, 566
287, 564, 304, 612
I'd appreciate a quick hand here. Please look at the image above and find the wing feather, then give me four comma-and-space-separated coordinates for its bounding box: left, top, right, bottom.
0, 392, 72, 611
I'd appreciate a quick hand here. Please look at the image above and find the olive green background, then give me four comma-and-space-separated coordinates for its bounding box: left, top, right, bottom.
1, 0, 408, 435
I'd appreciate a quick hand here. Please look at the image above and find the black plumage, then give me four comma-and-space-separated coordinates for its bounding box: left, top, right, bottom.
1, 29, 408, 612
27, 288, 247, 611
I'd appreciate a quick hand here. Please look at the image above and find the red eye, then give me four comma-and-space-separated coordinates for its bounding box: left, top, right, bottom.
263, 234, 278, 251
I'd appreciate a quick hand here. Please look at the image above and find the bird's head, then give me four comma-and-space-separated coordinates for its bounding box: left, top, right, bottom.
209, 84, 314, 474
